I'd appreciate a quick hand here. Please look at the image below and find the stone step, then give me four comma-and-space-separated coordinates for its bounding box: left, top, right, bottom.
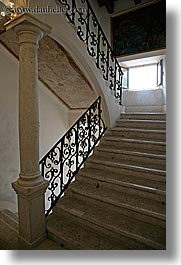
85, 159, 166, 190
47, 213, 140, 250
66, 182, 166, 227
0, 209, 19, 249
116, 119, 166, 130
101, 136, 166, 155
47, 214, 88, 250
0, 219, 18, 250
45, 111, 167, 250
77, 168, 166, 202
120, 113, 166, 121
47, 212, 146, 250
0, 200, 18, 212
94, 147, 166, 171
106, 127, 166, 141
0, 209, 18, 231
52, 196, 165, 249
34, 238, 65, 250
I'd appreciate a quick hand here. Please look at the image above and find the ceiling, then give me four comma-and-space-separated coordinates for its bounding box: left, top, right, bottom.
97, 0, 143, 13
97, 0, 118, 14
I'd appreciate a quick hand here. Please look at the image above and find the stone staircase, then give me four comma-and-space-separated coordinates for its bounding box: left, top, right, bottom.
0, 209, 19, 249
46, 113, 166, 250
0, 208, 64, 250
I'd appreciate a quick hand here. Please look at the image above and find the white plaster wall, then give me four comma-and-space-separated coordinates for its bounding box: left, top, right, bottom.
0, 43, 19, 206
69, 109, 85, 127
123, 88, 166, 113
88, 0, 110, 41
162, 56, 166, 111
0, 43, 70, 208
39, 84, 69, 159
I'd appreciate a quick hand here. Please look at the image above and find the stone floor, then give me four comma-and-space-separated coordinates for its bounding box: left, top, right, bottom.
0, 223, 65, 250
0, 200, 18, 213
0, 209, 64, 250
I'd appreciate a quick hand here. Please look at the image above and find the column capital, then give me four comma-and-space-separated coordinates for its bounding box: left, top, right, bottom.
4, 13, 51, 37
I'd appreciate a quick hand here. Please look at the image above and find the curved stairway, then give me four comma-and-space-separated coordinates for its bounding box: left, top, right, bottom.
46, 113, 166, 250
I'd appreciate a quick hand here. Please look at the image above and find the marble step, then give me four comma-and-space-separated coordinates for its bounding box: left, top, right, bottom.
94, 147, 166, 171
0, 209, 19, 250
76, 168, 165, 202
0, 209, 18, 231
106, 127, 166, 141
85, 159, 165, 191
47, 212, 143, 250
0, 200, 17, 213
120, 113, 166, 121
100, 136, 166, 154
51, 196, 165, 249
116, 119, 166, 130
66, 181, 166, 227
85, 158, 166, 190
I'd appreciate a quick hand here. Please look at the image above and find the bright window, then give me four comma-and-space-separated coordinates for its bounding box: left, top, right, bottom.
129, 64, 157, 90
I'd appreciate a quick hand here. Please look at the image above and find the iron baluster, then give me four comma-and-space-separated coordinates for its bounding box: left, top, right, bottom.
120, 71, 123, 105
71, 0, 76, 24
98, 97, 101, 138
114, 59, 117, 98
104, 46, 110, 81
88, 108, 92, 154
116, 62, 123, 103
41, 160, 45, 179
85, 5, 90, 45
59, 138, 64, 198
40, 96, 107, 216
76, 122, 79, 168
96, 28, 101, 69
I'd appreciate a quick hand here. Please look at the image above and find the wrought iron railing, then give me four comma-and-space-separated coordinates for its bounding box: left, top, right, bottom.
57, 0, 128, 104
40, 96, 107, 216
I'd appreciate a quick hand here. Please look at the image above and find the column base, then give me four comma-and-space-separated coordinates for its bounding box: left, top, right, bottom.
12, 179, 48, 249
18, 233, 47, 249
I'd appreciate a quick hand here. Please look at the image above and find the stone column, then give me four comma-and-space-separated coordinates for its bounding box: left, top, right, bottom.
5, 14, 51, 249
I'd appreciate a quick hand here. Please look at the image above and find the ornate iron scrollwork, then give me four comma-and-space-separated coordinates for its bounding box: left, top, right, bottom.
40, 97, 107, 216
57, 0, 127, 105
